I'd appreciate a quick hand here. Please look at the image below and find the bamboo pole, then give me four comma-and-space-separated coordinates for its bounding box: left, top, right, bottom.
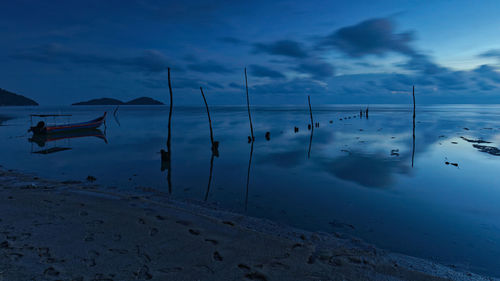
244, 68, 254, 142
308, 96, 314, 158
200, 87, 214, 145
412, 85, 416, 168
166, 67, 174, 193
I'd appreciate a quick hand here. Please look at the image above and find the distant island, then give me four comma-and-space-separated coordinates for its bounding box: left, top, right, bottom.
72, 97, 164, 106
0, 88, 38, 106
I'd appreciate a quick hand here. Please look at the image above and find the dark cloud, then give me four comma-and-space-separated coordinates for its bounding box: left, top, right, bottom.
187, 60, 233, 74
252, 40, 309, 58
319, 18, 415, 58
293, 60, 334, 79
218, 36, 246, 45
141, 76, 223, 90
228, 82, 242, 89
12, 43, 176, 73
398, 54, 446, 75
249, 64, 286, 79
251, 78, 327, 94
473, 65, 500, 83
479, 49, 500, 59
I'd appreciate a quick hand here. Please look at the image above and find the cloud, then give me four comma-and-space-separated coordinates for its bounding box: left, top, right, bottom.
479, 49, 500, 59
249, 64, 286, 79
12, 43, 176, 73
218, 36, 246, 45
252, 40, 309, 58
293, 60, 334, 79
140, 76, 223, 90
319, 18, 415, 58
187, 60, 233, 74
228, 82, 242, 89
251, 78, 327, 95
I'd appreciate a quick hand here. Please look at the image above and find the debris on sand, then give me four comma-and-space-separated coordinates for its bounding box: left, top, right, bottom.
86, 176, 96, 182
460, 136, 492, 144
391, 149, 400, 156
463, 128, 470, 131
472, 144, 500, 156
445, 162, 459, 167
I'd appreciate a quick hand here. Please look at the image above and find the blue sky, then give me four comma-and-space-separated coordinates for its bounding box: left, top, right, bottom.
2, 0, 500, 105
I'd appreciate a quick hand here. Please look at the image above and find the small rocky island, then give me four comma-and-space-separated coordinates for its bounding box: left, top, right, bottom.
72, 97, 164, 105
0, 88, 38, 106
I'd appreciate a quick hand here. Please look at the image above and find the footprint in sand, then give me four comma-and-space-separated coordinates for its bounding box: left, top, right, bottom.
176, 220, 191, 226
149, 228, 159, 237
204, 238, 218, 245
188, 229, 200, 236
245, 271, 268, 281
43, 266, 60, 277
213, 251, 223, 261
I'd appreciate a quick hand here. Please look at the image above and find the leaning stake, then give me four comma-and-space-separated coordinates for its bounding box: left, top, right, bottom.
244, 68, 254, 142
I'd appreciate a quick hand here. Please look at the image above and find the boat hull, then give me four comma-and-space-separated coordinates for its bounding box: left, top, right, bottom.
30, 113, 107, 135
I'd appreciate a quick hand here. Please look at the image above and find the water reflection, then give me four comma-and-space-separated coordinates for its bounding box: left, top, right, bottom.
29, 129, 107, 154
3, 105, 500, 277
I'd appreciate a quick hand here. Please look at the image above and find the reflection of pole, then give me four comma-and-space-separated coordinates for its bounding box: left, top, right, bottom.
204, 153, 215, 201
245, 141, 254, 211
307, 96, 314, 159
167, 67, 174, 193
244, 68, 254, 141
412, 85, 416, 168
200, 87, 214, 146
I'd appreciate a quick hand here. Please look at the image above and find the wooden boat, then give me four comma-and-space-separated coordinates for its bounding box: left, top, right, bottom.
29, 112, 106, 135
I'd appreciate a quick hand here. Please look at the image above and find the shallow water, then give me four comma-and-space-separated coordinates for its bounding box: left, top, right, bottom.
1, 104, 500, 276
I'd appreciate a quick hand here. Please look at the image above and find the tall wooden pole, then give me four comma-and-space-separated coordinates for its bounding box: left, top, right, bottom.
166, 67, 174, 193
412, 85, 416, 168
308, 96, 314, 159
244, 68, 254, 141
200, 87, 214, 145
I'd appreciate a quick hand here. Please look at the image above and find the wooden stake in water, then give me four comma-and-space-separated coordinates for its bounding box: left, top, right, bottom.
308, 95, 314, 159
412, 85, 416, 168
244, 68, 254, 142
166, 67, 174, 193
200, 87, 219, 155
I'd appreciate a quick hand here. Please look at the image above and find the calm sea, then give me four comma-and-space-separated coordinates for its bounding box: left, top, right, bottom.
1, 104, 500, 277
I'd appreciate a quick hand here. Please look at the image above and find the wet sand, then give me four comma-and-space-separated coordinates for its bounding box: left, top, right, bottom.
0, 168, 495, 281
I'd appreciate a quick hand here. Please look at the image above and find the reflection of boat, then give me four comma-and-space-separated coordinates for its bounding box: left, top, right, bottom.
29, 113, 106, 135
29, 128, 108, 147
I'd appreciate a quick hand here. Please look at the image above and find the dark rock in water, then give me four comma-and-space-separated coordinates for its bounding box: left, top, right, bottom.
391, 149, 399, 156
329, 120, 333, 123
308, 124, 311, 130
265, 132, 270, 141
463, 128, 470, 131
472, 144, 500, 156
460, 136, 492, 144
86, 175, 96, 182
294, 126, 299, 133
0, 88, 38, 106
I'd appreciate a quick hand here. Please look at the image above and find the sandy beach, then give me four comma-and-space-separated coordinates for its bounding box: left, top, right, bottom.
0, 167, 495, 281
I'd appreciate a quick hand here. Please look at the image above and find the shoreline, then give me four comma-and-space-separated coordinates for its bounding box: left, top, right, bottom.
0, 167, 495, 280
